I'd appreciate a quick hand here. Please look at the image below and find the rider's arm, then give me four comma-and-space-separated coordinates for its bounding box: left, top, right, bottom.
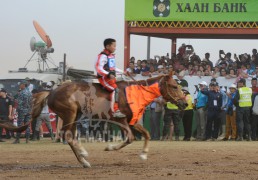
95, 54, 109, 76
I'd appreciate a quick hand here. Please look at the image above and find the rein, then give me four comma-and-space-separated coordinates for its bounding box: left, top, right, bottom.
126, 73, 161, 96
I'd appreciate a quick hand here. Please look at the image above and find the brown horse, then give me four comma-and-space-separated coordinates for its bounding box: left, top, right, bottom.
0, 73, 187, 168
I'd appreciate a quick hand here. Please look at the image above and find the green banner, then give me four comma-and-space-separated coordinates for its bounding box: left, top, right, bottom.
125, 0, 258, 21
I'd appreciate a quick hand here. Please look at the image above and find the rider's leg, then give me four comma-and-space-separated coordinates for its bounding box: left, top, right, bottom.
112, 88, 126, 118
98, 76, 126, 118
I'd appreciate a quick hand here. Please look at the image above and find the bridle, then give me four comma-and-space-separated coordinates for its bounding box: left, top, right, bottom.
159, 76, 182, 105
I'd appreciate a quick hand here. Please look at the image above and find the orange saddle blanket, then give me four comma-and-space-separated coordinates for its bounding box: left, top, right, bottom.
125, 83, 161, 125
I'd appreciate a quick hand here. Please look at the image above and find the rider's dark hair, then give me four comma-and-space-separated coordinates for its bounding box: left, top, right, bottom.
104, 38, 116, 48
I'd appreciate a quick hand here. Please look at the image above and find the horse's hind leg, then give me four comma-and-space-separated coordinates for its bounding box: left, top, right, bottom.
63, 112, 91, 168
105, 119, 134, 151
133, 123, 150, 160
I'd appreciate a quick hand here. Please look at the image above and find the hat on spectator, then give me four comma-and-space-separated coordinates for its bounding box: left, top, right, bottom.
0, 88, 7, 93
182, 87, 189, 93
157, 65, 163, 69
229, 84, 237, 89
211, 78, 216, 82
25, 77, 30, 81
210, 82, 217, 86
46, 81, 53, 87
199, 81, 207, 86
20, 80, 27, 85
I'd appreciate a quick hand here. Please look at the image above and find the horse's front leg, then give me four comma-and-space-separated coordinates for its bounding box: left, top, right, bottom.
133, 123, 150, 160
105, 118, 134, 151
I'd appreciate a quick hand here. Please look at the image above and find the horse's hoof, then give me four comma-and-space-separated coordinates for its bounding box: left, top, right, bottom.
139, 153, 148, 160
105, 144, 114, 151
82, 162, 91, 168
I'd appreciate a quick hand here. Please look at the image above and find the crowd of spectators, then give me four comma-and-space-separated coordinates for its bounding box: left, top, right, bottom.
126, 44, 258, 141
126, 44, 258, 80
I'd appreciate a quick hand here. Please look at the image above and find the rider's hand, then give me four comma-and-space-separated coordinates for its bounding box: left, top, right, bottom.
109, 74, 116, 79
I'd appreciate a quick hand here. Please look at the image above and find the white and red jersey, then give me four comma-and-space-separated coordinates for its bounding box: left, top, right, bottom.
95, 49, 123, 77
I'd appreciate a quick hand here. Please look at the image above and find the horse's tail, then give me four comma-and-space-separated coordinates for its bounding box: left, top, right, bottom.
0, 91, 50, 132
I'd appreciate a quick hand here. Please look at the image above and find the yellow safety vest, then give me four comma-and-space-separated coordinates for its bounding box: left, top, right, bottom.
167, 102, 178, 110
185, 94, 193, 110
239, 87, 252, 107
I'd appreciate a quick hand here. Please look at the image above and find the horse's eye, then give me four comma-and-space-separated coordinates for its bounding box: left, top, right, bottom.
170, 85, 177, 89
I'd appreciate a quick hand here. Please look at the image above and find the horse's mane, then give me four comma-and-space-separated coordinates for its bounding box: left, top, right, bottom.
119, 75, 166, 86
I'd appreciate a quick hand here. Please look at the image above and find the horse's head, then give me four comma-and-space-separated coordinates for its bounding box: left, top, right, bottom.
159, 71, 188, 110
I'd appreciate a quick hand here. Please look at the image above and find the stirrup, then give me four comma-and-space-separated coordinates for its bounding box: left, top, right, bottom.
113, 110, 126, 118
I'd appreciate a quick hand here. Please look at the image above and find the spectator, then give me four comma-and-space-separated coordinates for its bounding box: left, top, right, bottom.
251, 93, 258, 140
223, 84, 237, 141
252, 49, 258, 67
251, 77, 258, 94
226, 69, 237, 79
184, 63, 194, 76
218, 85, 228, 139
182, 87, 193, 141
25, 77, 34, 93
235, 64, 248, 83
234, 78, 252, 141
178, 43, 186, 57
192, 64, 199, 76
212, 66, 220, 78
130, 56, 135, 64
149, 64, 156, 73
162, 101, 181, 141
247, 63, 255, 76
140, 60, 150, 76
152, 65, 166, 75
198, 65, 205, 77
126, 61, 136, 76
30, 89, 39, 140
204, 69, 211, 76
201, 82, 223, 141
149, 97, 163, 140
225, 52, 234, 65
13, 80, 32, 144
0, 88, 13, 141
135, 60, 142, 74
202, 52, 213, 69
220, 68, 227, 77
194, 81, 208, 141
32, 84, 54, 141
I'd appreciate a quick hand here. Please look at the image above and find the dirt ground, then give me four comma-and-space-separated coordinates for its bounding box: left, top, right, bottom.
1, 138, 258, 180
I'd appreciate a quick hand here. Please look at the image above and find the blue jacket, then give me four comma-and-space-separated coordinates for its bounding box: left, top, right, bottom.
201, 90, 222, 111
196, 91, 208, 108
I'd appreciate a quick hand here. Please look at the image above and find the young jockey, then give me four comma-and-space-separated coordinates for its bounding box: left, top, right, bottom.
95, 38, 126, 118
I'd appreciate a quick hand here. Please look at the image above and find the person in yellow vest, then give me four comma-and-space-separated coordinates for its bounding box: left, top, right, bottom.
161, 98, 181, 141
234, 78, 253, 141
181, 87, 194, 141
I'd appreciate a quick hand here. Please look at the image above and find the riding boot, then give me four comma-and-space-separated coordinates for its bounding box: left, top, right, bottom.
13, 133, 20, 144
112, 88, 126, 118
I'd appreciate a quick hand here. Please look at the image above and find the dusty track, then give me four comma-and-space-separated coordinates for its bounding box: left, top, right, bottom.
0, 139, 258, 180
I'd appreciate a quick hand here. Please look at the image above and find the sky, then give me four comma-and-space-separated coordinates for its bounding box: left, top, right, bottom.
0, 0, 258, 75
